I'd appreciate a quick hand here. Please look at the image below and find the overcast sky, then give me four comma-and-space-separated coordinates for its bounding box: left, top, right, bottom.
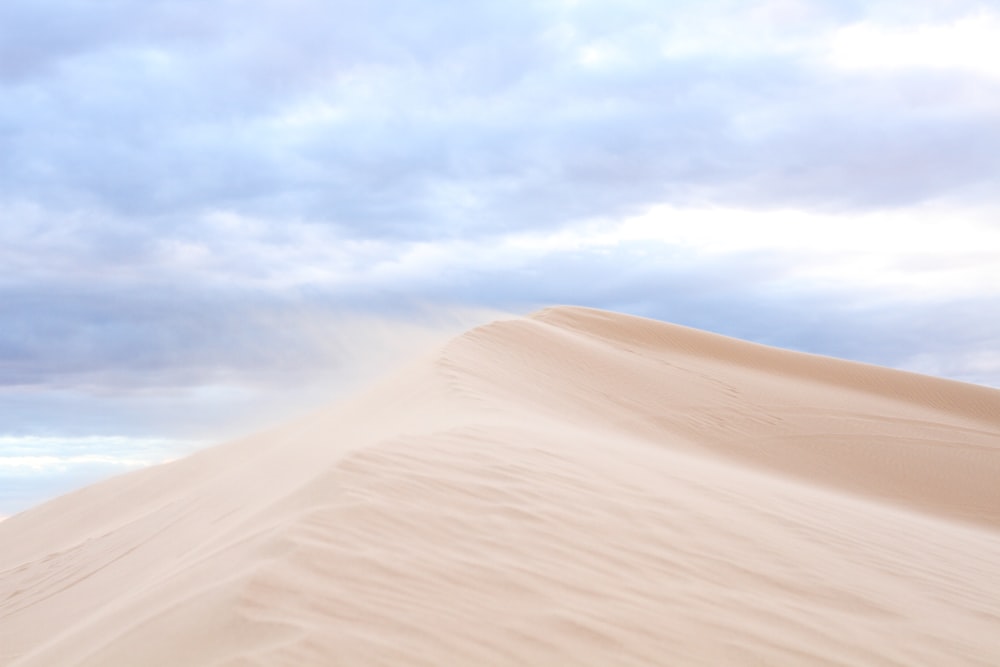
3, 0, 999, 515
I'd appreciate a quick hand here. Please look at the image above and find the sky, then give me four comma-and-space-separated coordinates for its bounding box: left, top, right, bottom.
2, 0, 999, 516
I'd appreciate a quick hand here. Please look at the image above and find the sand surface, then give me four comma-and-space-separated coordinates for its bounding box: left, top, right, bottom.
2, 306, 1000, 665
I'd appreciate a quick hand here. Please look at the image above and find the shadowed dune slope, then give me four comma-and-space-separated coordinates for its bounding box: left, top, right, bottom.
2, 306, 999, 666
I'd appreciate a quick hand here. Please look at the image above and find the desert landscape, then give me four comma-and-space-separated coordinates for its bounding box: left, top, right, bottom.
1, 306, 999, 665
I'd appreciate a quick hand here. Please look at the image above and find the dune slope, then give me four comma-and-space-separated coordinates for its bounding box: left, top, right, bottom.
2, 306, 1000, 666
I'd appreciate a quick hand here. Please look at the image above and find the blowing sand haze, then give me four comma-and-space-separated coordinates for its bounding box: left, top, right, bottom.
2, 306, 1000, 665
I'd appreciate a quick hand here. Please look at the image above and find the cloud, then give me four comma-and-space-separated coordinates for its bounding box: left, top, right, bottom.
3, 0, 999, 247
829, 11, 1000, 78
0, 432, 197, 515
0, 433, 196, 470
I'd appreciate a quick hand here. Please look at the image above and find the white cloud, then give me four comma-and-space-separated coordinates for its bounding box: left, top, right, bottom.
829, 11, 1000, 78
614, 203, 998, 255
0, 435, 196, 475
0, 454, 157, 474
597, 203, 1000, 301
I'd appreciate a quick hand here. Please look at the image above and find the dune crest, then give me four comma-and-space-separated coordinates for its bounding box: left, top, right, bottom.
2, 306, 1000, 666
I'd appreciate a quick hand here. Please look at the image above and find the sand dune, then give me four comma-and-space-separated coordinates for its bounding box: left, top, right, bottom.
2, 306, 1000, 665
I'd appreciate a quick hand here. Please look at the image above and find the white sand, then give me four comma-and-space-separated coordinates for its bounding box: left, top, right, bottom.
2, 306, 999, 665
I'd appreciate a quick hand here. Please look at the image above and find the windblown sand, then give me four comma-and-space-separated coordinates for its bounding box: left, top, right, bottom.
2, 306, 1000, 665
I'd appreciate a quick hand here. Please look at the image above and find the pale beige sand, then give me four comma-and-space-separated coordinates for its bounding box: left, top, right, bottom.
2, 306, 1000, 666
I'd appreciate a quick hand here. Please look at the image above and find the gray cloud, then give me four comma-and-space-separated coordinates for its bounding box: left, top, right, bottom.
3, 0, 999, 243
